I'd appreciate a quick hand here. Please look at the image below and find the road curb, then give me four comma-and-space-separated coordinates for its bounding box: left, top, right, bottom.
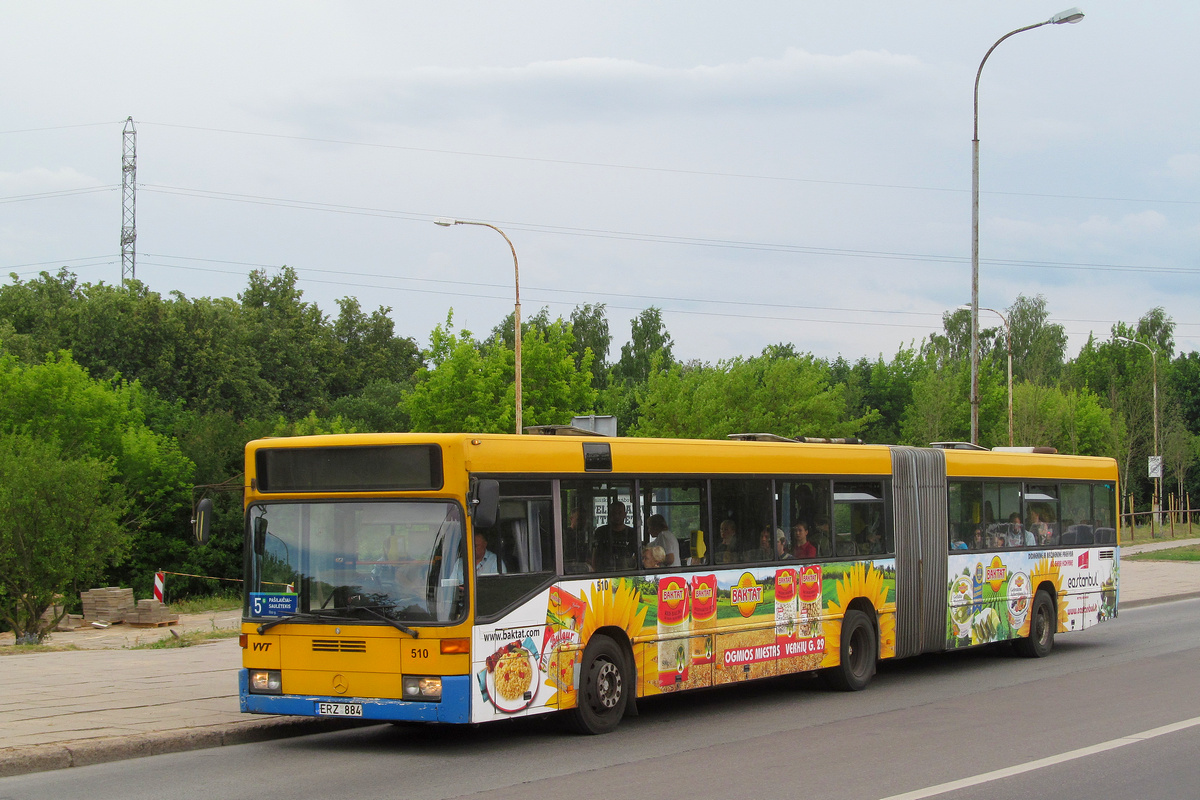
1121, 591, 1200, 610
0, 717, 376, 779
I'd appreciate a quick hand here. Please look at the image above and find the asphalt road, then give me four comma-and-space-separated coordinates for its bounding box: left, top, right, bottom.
3, 599, 1198, 800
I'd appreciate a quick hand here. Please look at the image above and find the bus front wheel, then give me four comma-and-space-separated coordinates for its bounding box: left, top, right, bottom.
824, 609, 876, 692
1014, 590, 1055, 658
570, 635, 627, 735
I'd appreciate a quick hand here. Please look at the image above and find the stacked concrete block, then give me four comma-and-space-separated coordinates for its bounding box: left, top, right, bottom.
81, 587, 136, 624
129, 599, 179, 627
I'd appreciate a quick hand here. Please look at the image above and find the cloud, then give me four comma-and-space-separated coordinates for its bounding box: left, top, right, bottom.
1165, 153, 1200, 181
300, 48, 928, 126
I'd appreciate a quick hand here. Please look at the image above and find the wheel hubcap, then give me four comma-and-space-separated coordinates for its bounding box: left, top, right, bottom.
596, 660, 621, 709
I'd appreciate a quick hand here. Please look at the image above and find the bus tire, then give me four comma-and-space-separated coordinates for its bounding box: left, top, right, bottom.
570, 635, 628, 735
825, 609, 876, 692
1014, 590, 1055, 658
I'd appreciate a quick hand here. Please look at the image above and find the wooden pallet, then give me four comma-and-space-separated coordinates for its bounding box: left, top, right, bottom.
127, 619, 179, 628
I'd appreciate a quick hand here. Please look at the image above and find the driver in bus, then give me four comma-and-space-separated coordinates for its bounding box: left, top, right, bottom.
474, 532, 498, 575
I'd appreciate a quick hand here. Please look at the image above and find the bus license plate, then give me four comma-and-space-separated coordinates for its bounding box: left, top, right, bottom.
317, 702, 363, 717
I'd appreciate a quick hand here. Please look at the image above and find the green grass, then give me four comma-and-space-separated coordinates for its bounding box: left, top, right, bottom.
129, 628, 241, 649
1127, 544, 1200, 562
168, 591, 242, 615
1120, 521, 1200, 546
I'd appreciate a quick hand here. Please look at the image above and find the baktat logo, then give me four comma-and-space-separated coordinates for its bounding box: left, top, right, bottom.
730, 573, 764, 618
986, 556, 1008, 593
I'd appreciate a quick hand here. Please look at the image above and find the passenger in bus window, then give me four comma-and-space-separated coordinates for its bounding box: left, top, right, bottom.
858, 527, 885, 555
792, 521, 817, 559
1028, 508, 1053, 546
1007, 513, 1034, 547
642, 545, 666, 569
563, 506, 585, 563
747, 525, 773, 562
970, 525, 985, 550
715, 519, 739, 564
987, 526, 1007, 549
593, 501, 637, 572
775, 530, 792, 559
646, 514, 680, 567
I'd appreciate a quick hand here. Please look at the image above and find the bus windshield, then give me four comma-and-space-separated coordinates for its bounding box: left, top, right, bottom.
248, 500, 466, 624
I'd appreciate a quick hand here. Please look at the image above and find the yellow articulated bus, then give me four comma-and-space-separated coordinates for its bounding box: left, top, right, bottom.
233, 431, 1119, 734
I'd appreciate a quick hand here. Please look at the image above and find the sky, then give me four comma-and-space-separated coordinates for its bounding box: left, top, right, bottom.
2, 2, 1197, 367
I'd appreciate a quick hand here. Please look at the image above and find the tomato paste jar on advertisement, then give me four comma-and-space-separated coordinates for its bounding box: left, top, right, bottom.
774, 567, 798, 641
657, 575, 691, 686
689, 573, 717, 664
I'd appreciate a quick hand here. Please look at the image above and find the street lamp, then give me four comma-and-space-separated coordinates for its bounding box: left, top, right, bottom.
962, 304, 1013, 446
970, 7, 1084, 445
1113, 335, 1159, 534
434, 218, 523, 435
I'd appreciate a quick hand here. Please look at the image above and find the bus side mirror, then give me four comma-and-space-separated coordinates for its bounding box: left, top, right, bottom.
253, 517, 268, 556
194, 498, 213, 544
471, 479, 500, 529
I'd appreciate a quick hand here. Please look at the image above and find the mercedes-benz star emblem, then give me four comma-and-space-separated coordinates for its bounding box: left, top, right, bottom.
332, 674, 348, 694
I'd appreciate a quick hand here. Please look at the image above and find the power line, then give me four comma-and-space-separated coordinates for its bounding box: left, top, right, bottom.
140, 184, 1200, 277
135, 255, 1199, 333
140, 120, 1200, 207
0, 121, 123, 135
0, 186, 119, 204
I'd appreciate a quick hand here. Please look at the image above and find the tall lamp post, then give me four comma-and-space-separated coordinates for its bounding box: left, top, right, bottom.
435, 218, 523, 435
962, 304, 1013, 446
970, 7, 1084, 445
1114, 335, 1159, 534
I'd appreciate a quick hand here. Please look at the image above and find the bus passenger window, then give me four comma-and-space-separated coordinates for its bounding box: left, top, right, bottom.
638, 480, 705, 568
777, 480, 832, 558
711, 479, 774, 564
833, 482, 890, 556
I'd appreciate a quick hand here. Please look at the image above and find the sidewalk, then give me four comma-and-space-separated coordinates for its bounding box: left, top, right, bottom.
3, 541, 1199, 778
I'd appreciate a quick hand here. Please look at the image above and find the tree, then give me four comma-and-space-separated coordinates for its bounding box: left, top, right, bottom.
569, 303, 611, 391
900, 360, 969, 446
239, 267, 335, 418
404, 313, 511, 433
0, 353, 196, 597
1004, 294, 1067, 385
613, 307, 674, 386
1161, 409, 1197, 508
1137, 307, 1175, 358
0, 433, 130, 642
632, 351, 876, 440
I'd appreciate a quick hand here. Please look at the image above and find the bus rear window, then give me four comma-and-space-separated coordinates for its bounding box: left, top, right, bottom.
255, 445, 443, 492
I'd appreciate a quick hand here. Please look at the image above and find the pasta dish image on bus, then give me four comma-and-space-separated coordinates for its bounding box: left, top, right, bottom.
231, 432, 1119, 734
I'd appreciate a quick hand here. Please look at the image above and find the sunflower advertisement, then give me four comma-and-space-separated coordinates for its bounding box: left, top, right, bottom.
469, 561, 898, 723
944, 547, 1119, 650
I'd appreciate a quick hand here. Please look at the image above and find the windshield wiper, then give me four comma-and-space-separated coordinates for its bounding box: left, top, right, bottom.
256, 609, 356, 634
342, 604, 420, 638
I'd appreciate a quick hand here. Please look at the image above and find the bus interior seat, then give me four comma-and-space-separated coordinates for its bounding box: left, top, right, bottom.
1095, 527, 1116, 544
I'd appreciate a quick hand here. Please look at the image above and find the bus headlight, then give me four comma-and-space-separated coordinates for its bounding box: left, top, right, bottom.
250, 669, 283, 694
402, 676, 442, 701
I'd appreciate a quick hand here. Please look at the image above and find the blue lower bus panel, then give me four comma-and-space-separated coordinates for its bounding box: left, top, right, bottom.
239, 670, 471, 724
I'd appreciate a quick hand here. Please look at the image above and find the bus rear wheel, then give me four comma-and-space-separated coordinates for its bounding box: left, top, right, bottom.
1014, 590, 1055, 658
824, 609, 876, 691
570, 635, 628, 735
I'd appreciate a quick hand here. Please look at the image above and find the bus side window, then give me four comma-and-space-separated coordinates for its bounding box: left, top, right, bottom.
711, 478, 773, 564
561, 480, 636, 574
